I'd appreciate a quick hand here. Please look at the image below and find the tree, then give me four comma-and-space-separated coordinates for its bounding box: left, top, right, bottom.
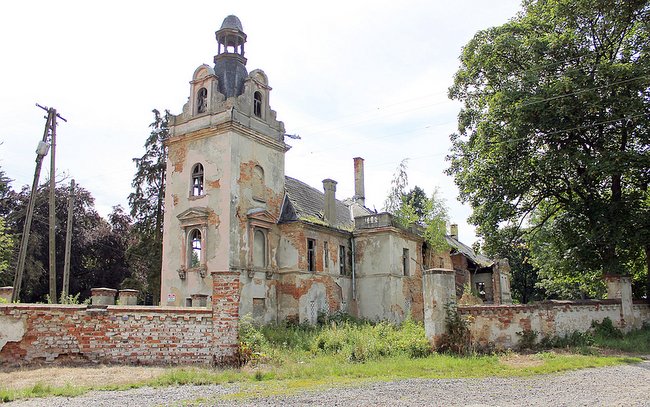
0, 168, 15, 281
447, 0, 649, 298
128, 109, 170, 304
384, 160, 449, 256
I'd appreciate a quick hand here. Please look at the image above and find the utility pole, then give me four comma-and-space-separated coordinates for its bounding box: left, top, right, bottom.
48, 108, 58, 303
62, 179, 75, 299
11, 104, 66, 303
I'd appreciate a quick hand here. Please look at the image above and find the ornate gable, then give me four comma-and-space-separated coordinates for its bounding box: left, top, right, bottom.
177, 207, 210, 227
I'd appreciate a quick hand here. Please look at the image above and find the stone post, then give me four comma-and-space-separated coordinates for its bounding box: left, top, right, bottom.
322, 179, 337, 224
422, 268, 456, 345
90, 288, 117, 305
604, 275, 634, 330
118, 289, 138, 306
212, 271, 240, 365
0, 286, 13, 303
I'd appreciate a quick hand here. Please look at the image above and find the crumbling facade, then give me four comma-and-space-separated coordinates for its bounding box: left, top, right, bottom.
160, 15, 510, 325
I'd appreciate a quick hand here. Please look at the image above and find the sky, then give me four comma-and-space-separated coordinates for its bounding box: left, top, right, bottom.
0, 0, 522, 245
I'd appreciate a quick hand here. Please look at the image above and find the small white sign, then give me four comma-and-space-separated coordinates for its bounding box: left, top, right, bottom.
167, 293, 176, 303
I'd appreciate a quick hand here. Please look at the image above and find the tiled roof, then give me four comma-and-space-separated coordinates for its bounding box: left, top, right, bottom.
445, 235, 493, 268
281, 176, 354, 230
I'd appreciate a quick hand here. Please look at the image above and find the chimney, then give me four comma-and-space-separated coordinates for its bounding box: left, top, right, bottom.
353, 157, 365, 206
450, 224, 459, 240
323, 179, 338, 224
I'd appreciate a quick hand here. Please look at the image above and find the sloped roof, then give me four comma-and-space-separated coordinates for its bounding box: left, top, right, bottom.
445, 235, 493, 268
281, 176, 354, 230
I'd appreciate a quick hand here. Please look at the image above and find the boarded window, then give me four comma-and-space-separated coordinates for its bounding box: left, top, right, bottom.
189, 229, 202, 268
307, 239, 316, 271
324, 241, 329, 268
197, 87, 208, 113
253, 229, 266, 268
191, 163, 204, 196
339, 245, 346, 275
253, 91, 262, 117
403, 248, 410, 276
252, 298, 265, 321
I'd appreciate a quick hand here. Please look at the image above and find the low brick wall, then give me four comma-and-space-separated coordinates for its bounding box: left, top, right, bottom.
0, 304, 214, 366
459, 300, 650, 349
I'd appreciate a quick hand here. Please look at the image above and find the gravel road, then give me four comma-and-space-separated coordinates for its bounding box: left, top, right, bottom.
8, 360, 650, 407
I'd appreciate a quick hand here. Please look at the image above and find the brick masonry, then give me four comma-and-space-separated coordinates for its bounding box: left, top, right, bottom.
459, 300, 650, 348
0, 304, 217, 366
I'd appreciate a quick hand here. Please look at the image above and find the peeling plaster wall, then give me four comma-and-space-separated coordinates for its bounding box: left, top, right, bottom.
276, 222, 353, 323
354, 229, 431, 323
459, 301, 650, 349
161, 131, 232, 306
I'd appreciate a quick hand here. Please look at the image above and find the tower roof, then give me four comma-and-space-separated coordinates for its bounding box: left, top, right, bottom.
220, 15, 243, 31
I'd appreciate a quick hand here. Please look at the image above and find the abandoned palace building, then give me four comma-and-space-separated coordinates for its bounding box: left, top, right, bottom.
159, 15, 512, 325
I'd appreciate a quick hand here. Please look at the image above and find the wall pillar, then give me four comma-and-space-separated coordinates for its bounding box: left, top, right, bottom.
212, 271, 240, 365
604, 274, 634, 330
90, 288, 117, 305
0, 286, 13, 303
118, 289, 138, 306
422, 268, 456, 345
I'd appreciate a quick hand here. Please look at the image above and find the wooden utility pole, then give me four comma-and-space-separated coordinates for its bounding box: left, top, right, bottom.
48, 108, 58, 303
62, 179, 75, 299
11, 104, 66, 303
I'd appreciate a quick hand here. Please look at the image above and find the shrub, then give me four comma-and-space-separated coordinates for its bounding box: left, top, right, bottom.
516, 329, 538, 350
591, 317, 623, 339
437, 302, 472, 354
238, 315, 268, 366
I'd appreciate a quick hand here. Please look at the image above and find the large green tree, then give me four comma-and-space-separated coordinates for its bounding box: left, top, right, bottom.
128, 109, 170, 304
447, 0, 649, 298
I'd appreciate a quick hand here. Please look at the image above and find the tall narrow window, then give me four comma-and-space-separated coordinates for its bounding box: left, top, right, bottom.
339, 245, 346, 275
253, 91, 262, 117
307, 239, 316, 272
189, 229, 202, 268
191, 163, 204, 196
252, 165, 264, 200
324, 241, 329, 268
197, 87, 208, 113
403, 248, 410, 276
253, 229, 266, 268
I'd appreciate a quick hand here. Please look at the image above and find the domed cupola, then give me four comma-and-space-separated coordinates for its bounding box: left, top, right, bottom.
213, 15, 249, 99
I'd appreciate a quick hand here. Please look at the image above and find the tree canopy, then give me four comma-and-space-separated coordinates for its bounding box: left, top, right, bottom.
447, 0, 649, 298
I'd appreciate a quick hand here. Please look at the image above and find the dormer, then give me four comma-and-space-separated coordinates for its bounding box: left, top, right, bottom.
189, 64, 222, 116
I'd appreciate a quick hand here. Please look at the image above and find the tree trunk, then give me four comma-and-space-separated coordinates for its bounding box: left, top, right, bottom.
645, 244, 650, 303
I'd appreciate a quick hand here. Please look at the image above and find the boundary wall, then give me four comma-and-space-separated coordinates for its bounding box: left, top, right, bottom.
0, 271, 240, 366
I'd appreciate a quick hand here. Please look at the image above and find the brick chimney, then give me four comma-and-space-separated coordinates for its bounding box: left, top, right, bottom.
353, 157, 365, 206
323, 179, 337, 224
450, 224, 459, 240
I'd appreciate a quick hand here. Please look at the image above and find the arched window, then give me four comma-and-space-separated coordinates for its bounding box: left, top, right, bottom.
252, 165, 264, 200
253, 91, 262, 117
253, 229, 266, 268
189, 229, 202, 268
197, 88, 208, 113
191, 163, 204, 196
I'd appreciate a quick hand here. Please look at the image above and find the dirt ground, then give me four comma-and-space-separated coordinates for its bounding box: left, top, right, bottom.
0, 365, 167, 390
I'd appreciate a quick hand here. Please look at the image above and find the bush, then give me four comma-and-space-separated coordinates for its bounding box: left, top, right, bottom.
591, 317, 623, 339
516, 329, 538, 350
437, 302, 472, 354
238, 315, 268, 366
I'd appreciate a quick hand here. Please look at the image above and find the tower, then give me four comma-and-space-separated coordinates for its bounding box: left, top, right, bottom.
160, 15, 289, 308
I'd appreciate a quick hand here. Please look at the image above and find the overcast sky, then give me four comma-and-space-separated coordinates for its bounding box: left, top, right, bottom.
0, 0, 522, 245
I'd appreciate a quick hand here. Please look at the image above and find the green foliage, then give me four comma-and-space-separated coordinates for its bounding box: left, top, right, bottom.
516, 329, 538, 350
238, 315, 269, 365
447, 0, 650, 298
592, 323, 650, 353
591, 317, 623, 339
437, 303, 472, 354
128, 109, 171, 303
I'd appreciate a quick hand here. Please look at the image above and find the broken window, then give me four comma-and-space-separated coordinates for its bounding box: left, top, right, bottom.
253, 228, 266, 268
403, 248, 410, 276
191, 163, 204, 196
253, 91, 262, 117
324, 241, 329, 268
307, 239, 316, 271
189, 229, 202, 268
476, 282, 486, 300
197, 87, 208, 113
339, 245, 346, 275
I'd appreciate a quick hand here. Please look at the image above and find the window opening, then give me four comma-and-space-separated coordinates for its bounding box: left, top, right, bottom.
189, 229, 202, 268
253, 91, 262, 117
252, 165, 264, 200
197, 87, 208, 113
324, 241, 329, 268
339, 245, 346, 275
191, 163, 204, 196
403, 248, 410, 276
253, 229, 266, 268
307, 239, 316, 271
476, 282, 486, 300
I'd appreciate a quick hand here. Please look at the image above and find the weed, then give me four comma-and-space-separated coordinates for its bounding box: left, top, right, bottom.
437, 302, 472, 354
516, 329, 538, 350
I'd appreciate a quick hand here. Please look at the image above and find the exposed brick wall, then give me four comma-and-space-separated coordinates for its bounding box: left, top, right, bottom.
211, 271, 241, 365
459, 300, 650, 349
0, 305, 214, 366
